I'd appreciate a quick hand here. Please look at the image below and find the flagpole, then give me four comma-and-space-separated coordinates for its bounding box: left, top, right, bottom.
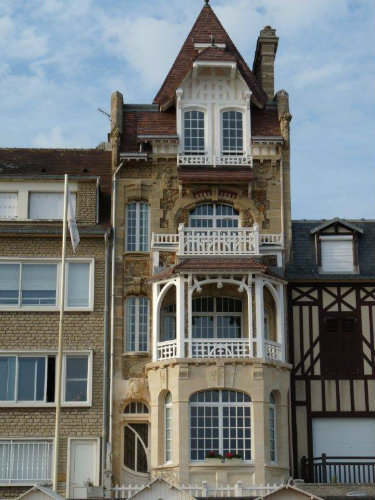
53, 173, 69, 492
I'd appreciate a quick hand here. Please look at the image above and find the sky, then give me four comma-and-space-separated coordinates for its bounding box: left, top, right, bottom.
0, 0, 374, 220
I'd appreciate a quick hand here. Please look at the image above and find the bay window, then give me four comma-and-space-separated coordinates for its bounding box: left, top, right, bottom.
125, 296, 149, 352
189, 203, 239, 228
126, 202, 149, 252
0, 260, 93, 310
190, 390, 251, 461
192, 297, 243, 339
222, 110, 243, 154
184, 110, 205, 153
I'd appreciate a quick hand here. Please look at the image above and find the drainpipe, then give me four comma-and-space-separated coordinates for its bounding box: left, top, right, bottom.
108, 161, 125, 472
102, 229, 111, 484
280, 155, 284, 250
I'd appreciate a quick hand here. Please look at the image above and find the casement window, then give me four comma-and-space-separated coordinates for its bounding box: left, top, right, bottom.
0, 260, 93, 310
0, 439, 53, 485
192, 297, 243, 339
320, 236, 354, 273
0, 352, 91, 406
190, 390, 251, 461
0, 192, 17, 219
124, 296, 149, 352
222, 110, 243, 154
126, 202, 149, 252
164, 392, 172, 462
28, 192, 76, 220
123, 402, 149, 475
184, 110, 205, 153
161, 304, 176, 342
320, 314, 362, 377
189, 203, 239, 228
269, 392, 277, 463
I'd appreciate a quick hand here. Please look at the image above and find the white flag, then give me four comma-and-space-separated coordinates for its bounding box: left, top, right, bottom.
67, 191, 80, 252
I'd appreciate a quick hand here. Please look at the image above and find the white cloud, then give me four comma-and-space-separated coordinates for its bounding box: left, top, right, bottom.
33, 127, 67, 148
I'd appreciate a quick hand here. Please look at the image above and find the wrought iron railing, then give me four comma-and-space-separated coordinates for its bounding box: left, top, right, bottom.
301, 454, 375, 484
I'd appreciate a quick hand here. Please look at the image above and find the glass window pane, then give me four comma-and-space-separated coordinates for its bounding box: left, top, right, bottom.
0, 357, 16, 400
139, 203, 149, 252
126, 203, 137, 251
21, 264, 57, 306
125, 297, 136, 351
138, 297, 149, 352
18, 357, 45, 401
124, 426, 136, 470
0, 264, 20, 305
67, 262, 90, 307
65, 356, 88, 402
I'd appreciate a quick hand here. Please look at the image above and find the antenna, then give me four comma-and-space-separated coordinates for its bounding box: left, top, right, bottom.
97, 108, 111, 122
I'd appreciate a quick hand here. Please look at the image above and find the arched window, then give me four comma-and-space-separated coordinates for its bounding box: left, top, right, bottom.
161, 303, 176, 342
184, 110, 205, 153
190, 390, 251, 461
269, 392, 277, 463
192, 297, 242, 339
123, 423, 149, 474
222, 110, 243, 154
189, 203, 239, 228
126, 202, 149, 252
124, 401, 149, 414
264, 308, 269, 340
125, 296, 149, 352
164, 392, 172, 462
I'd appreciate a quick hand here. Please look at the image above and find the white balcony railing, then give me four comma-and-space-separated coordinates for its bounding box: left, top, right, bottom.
191, 339, 250, 359
178, 154, 252, 168
0, 440, 53, 485
157, 339, 177, 360
264, 340, 282, 361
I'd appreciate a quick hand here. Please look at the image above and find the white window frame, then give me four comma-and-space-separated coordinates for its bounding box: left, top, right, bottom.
319, 235, 355, 273
0, 192, 18, 219
192, 296, 243, 339
124, 296, 150, 353
28, 191, 77, 220
164, 392, 172, 463
125, 202, 150, 252
189, 390, 252, 462
0, 350, 93, 408
189, 203, 240, 228
221, 109, 244, 154
269, 392, 277, 463
0, 438, 54, 486
183, 109, 206, 154
0, 258, 94, 311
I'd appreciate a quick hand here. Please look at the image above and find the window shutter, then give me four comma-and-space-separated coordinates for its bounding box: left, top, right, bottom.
321, 238, 354, 272
29, 192, 76, 220
0, 193, 17, 218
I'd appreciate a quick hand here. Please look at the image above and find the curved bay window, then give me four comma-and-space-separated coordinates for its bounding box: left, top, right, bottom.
193, 297, 242, 339
190, 390, 251, 461
222, 110, 243, 154
184, 110, 205, 153
189, 203, 239, 228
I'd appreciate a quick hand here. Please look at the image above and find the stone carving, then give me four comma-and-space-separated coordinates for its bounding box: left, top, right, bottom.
151, 468, 178, 485
160, 189, 179, 228
241, 208, 254, 227
175, 208, 189, 226
252, 189, 270, 224
123, 166, 152, 178
280, 111, 292, 147
127, 378, 146, 400
160, 251, 176, 268
124, 258, 150, 278
160, 368, 168, 389
207, 364, 224, 387
225, 365, 236, 388
110, 125, 121, 147
252, 366, 263, 380
179, 364, 189, 380
123, 358, 147, 379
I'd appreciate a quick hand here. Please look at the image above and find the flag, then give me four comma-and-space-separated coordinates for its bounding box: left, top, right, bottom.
67, 191, 80, 252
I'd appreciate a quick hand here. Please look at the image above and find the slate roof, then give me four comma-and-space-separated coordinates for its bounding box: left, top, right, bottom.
0, 148, 112, 222
195, 45, 238, 62
153, 3, 268, 108
287, 220, 375, 280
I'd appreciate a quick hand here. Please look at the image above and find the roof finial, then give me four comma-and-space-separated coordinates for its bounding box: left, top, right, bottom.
204, 0, 210, 6
210, 34, 215, 46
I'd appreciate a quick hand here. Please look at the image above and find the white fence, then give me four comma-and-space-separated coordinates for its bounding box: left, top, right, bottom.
112, 481, 280, 498
191, 339, 250, 359
178, 154, 253, 168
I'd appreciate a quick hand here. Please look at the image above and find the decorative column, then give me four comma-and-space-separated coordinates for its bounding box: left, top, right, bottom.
277, 283, 286, 362
255, 276, 264, 358
152, 283, 160, 362
246, 283, 253, 357
187, 275, 193, 357
176, 275, 185, 358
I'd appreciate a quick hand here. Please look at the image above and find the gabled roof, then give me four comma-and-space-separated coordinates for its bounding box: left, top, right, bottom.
17, 485, 65, 500
153, 3, 267, 108
310, 217, 364, 234
256, 483, 323, 500
128, 476, 194, 500
195, 45, 237, 62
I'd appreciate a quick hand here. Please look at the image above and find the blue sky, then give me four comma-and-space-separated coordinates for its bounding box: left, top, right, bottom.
0, 0, 374, 219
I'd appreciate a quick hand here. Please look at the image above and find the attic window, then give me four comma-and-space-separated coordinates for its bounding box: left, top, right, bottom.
320, 236, 354, 273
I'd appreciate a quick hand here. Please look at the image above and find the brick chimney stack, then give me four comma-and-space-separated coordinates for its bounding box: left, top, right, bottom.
253, 26, 279, 101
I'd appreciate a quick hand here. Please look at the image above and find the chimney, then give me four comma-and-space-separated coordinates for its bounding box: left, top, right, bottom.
110, 91, 123, 171
253, 26, 279, 101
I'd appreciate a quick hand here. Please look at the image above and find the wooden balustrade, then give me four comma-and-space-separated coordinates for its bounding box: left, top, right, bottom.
301, 454, 375, 484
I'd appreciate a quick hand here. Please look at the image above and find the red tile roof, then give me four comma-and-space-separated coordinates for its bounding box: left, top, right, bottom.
153, 4, 267, 108
195, 45, 237, 62
0, 149, 112, 222
251, 107, 281, 137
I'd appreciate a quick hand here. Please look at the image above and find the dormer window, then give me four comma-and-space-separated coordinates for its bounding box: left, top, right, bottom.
320, 236, 354, 273
184, 110, 205, 154
222, 110, 243, 154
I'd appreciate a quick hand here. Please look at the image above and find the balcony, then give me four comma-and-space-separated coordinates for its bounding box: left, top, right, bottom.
178, 153, 253, 168
301, 454, 375, 483
152, 225, 283, 257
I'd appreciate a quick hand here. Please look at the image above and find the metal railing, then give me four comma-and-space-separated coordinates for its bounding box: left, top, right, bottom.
301, 454, 375, 484
178, 154, 253, 168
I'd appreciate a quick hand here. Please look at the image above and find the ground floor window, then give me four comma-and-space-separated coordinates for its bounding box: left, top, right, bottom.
123, 423, 149, 474
190, 389, 251, 461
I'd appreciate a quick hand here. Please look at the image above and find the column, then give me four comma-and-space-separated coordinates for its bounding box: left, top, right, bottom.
255, 276, 264, 358
152, 283, 160, 362
277, 283, 285, 362
176, 275, 185, 358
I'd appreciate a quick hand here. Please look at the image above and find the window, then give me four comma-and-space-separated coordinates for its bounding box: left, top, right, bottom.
184, 110, 205, 153
123, 424, 149, 474
0, 440, 53, 485
124, 401, 149, 414
161, 304, 176, 341
222, 110, 243, 154
192, 297, 242, 339
165, 392, 172, 462
0, 353, 91, 405
125, 296, 149, 352
126, 202, 149, 252
0, 260, 93, 310
320, 236, 354, 273
189, 203, 239, 228
28, 192, 76, 220
269, 392, 277, 463
0, 193, 17, 219
320, 314, 362, 378
190, 390, 251, 461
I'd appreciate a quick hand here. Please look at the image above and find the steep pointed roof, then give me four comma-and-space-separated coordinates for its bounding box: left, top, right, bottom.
195, 45, 237, 62
154, 3, 268, 108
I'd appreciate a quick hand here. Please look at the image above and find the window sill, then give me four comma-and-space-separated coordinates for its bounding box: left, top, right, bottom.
0, 481, 52, 487
0, 402, 91, 408
122, 352, 150, 357
189, 461, 254, 467
123, 251, 150, 256
0, 306, 93, 312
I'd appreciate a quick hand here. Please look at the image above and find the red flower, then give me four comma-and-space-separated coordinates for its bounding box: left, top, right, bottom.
225, 452, 233, 459
209, 450, 215, 456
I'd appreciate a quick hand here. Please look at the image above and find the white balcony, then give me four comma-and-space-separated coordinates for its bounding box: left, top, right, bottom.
178, 154, 252, 168
264, 340, 283, 361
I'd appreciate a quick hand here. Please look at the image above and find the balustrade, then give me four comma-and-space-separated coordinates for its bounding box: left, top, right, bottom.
178, 154, 252, 167
264, 340, 282, 361
191, 339, 250, 359
157, 340, 177, 360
